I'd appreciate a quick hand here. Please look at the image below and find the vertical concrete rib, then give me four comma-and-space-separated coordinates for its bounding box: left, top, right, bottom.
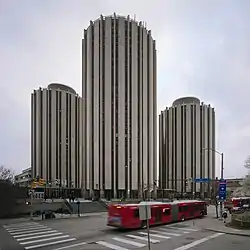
104, 17, 112, 190
118, 17, 126, 190
93, 20, 100, 190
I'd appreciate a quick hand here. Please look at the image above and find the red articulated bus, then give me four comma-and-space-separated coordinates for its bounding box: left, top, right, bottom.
107, 200, 207, 229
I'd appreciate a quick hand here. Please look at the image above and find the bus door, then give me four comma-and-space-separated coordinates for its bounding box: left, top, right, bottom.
171, 204, 179, 222
155, 207, 162, 223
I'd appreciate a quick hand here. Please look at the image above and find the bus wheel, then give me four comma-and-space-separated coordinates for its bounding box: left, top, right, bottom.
181, 215, 185, 221
141, 220, 147, 229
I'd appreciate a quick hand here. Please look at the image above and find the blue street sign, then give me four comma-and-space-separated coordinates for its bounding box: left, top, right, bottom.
194, 178, 210, 183
219, 179, 227, 201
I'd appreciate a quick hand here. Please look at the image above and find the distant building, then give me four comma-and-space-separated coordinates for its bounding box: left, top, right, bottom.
82, 14, 157, 199
159, 97, 216, 197
15, 168, 32, 187
31, 83, 83, 190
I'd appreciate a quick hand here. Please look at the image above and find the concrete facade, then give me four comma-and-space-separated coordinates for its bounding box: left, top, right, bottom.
14, 168, 32, 187
31, 83, 83, 188
159, 97, 216, 196
82, 14, 157, 199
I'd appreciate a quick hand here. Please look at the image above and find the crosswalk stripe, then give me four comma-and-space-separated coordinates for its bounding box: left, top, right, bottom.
10, 228, 53, 235
52, 241, 87, 250
96, 241, 129, 250
165, 226, 190, 233
172, 228, 198, 232
17, 232, 63, 241
126, 234, 160, 243
7, 225, 48, 233
138, 232, 171, 239
24, 238, 76, 250
13, 230, 58, 238
112, 237, 146, 247
150, 229, 181, 236
20, 235, 70, 245
4, 222, 38, 228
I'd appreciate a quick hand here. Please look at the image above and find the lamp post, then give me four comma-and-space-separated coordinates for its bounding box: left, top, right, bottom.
203, 148, 224, 219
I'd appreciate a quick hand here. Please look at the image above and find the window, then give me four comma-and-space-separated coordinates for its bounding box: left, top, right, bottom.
163, 208, 171, 215
179, 205, 188, 212
134, 209, 139, 218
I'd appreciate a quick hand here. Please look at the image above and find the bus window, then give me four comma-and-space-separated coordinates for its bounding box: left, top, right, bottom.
163, 208, 171, 215
134, 209, 139, 218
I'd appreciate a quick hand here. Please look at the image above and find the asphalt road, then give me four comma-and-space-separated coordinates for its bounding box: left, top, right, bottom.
1, 214, 250, 250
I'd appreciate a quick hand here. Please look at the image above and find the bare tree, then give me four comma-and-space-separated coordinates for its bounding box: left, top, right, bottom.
0, 165, 15, 183
244, 155, 250, 170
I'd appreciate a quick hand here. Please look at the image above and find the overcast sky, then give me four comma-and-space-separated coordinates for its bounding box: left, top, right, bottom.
0, 0, 250, 178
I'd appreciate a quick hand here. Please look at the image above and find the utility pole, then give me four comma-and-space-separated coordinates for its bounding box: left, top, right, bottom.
220, 153, 224, 220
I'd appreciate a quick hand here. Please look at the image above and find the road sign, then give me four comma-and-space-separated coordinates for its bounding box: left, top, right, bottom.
194, 178, 210, 183
139, 203, 151, 220
219, 179, 227, 201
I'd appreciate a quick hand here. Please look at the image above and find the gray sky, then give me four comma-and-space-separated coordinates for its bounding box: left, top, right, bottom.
0, 0, 249, 178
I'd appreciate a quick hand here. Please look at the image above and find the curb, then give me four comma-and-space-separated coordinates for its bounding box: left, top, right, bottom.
205, 228, 250, 237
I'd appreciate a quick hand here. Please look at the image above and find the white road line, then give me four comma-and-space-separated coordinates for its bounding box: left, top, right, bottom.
150, 229, 181, 236
13, 230, 58, 238
10, 228, 52, 235
173, 233, 224, 250
20, 235, 70, 245
126, 234, 160, 243
17, 232, 63, 241
112, 237, 146, 247
138, 232, 171, 239
7, 225, 48, 233
24, 238, 76, 250
96, 241, 129, 250
169, 227, 198, 232
4, 222, 38, 228
165, 227, 190, 233
52, 241, 87, 250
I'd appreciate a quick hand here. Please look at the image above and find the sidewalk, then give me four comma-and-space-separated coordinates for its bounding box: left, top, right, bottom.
0, 211, 107, 225
195, 205, 250, 237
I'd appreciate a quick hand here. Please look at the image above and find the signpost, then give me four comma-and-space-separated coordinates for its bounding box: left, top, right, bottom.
139, 203, 151, 250
219, 179, 227, 220
219, 179, 227, 201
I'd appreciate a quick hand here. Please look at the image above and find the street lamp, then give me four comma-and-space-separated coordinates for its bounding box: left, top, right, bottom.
203, 148, 224, 219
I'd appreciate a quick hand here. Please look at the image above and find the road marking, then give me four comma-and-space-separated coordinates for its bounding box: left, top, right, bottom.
24, 238, 76, 249
112, 237, 146, 247
173, 233, 224, 250
20, 235, 70, 245
170, 227, 198, 232
13, 230, 58, 238
165, 226, 190, 233
4, 222, 38, 228
96, 241, 129, 250
7, 225, 48, 233
10, 228, 53, 235
126, 234, 160, 243
17, 232, 63, 241
52, 241, 87, 250
138, 232, 171, 239
150, 229, 181, 236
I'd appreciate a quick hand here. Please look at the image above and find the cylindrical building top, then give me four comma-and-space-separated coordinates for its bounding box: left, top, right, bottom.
172, 97, 200, 106
48, 83, 76, 94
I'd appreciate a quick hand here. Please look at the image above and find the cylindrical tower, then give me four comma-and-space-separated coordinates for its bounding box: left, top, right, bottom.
31, 83, 83, 191
159, 96, 216, 198
82, 14, 157, 199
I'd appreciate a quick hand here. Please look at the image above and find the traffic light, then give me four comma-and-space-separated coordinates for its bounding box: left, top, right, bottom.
185, 179, 188, 187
